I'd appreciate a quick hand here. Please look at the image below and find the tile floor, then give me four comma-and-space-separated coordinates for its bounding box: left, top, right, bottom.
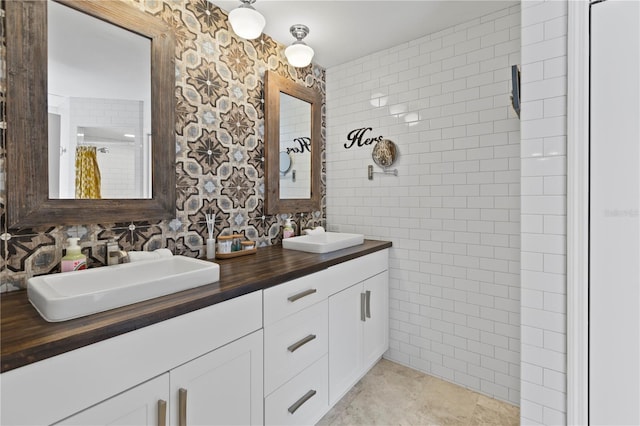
317, 358, 519, 425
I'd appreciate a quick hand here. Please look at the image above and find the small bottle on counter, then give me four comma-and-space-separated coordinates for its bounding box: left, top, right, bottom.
206, 238, 216, 259
283, 217, 295, 239
217, 235, 233, 254
61, 238, 87, 272
232, 235, 242, 252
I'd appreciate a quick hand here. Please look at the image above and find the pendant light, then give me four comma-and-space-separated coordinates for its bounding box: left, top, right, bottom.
285, 25, 314, 68
228, 0, 265, 40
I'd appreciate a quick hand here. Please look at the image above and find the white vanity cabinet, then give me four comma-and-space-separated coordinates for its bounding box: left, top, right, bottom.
1, 247, 390, 426
262, 249, 389, 424
326, 251, 389, 405
55, 330, 263, 426
1, 291, 263, 426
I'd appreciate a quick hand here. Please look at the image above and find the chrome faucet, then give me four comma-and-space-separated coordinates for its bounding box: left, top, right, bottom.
106, 239, 129, 266
294, 213, 307, 237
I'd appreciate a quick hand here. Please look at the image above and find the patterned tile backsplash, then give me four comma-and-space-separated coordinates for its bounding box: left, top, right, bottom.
0, 0, 326, 291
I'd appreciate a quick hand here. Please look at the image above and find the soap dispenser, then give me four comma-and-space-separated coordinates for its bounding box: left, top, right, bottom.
283, 217, 295, 239
61, 237, 87, 272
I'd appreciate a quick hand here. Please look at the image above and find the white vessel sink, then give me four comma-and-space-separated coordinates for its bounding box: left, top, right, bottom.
28, 256, 220, 322
282, 232, 365, 254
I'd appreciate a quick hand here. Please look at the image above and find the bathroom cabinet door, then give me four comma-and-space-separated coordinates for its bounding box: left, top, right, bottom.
328, 270, 388, 405
328, 281, 364, 405
58, 331, 263, 426
362, 270, 389, 369
55, 374, 169, 426
169, 330, 263, 426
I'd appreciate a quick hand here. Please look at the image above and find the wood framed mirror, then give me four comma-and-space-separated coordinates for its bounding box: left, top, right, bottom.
264, 71, 321, 214
6, 0, 176, 229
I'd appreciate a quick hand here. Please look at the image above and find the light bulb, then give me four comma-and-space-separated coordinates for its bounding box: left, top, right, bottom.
285, 43, 314, 68
228, 4, 265, 40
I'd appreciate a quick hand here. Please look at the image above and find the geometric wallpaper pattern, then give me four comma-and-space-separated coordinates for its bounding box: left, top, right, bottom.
0, 0, 326, 292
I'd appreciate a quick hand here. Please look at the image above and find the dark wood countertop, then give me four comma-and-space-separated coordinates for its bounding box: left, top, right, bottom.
1, 240, 391, 373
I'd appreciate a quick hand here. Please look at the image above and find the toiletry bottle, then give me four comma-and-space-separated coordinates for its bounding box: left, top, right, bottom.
283, 217, 295, 239
61, 237, 87, 272
206, 237, 216, 260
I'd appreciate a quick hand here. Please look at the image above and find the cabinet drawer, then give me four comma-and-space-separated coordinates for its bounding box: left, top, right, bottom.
265, 355, 328, 426
264, 269, 329, 326
325, 249, 389, 296
264, 300, 328, 394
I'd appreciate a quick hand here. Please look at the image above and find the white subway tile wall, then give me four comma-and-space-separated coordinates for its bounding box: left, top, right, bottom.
326, 5, 521, 405
96, 145, 138, 198
519, 1, 568, 424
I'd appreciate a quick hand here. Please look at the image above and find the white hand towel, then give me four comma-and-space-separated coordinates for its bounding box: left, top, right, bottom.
154, 249, 173, 258
128, 248, 174, 262
303, 226, 325, 235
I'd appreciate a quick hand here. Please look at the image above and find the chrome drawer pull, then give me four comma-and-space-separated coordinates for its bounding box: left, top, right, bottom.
360, 292, 366, 322
288, 389, 317, 414
157, 399, 167, 426
287, 288, 317, 303
178, 388, 187, 426
365, 290, 372, 318
287, 334, 317, 353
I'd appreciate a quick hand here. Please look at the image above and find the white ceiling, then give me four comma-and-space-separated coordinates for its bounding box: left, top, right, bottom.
210, 0, 518, 68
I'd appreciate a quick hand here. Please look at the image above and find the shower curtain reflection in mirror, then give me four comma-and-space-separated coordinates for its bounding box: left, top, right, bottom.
75, 146, 101, 199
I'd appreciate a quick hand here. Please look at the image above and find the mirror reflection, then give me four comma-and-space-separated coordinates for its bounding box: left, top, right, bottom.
264, 71, 320, 214
47, 0, 151, 199
279, 93, 311, 199
279, 151, 292, 174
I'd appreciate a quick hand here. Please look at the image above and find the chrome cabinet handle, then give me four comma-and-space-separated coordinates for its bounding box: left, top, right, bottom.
288, 389, 317, 414
365, 290, 371, 318
157, 399, 167, 426
287, 288, 317, 302
179, 388, 187, 426
360, 292, 366, 322
287, 334, 317, 353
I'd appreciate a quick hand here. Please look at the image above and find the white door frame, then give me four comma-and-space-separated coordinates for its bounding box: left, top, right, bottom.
567, 0, 589, 424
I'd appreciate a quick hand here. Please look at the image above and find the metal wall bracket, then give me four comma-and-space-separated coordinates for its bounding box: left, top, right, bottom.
367, 164, 398, 180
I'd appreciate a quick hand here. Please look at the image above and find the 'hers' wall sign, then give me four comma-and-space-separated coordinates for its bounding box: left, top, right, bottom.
344, 127, 383, 149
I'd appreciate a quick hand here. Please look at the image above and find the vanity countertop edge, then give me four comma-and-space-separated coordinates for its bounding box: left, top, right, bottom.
1, 239, 392, 373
